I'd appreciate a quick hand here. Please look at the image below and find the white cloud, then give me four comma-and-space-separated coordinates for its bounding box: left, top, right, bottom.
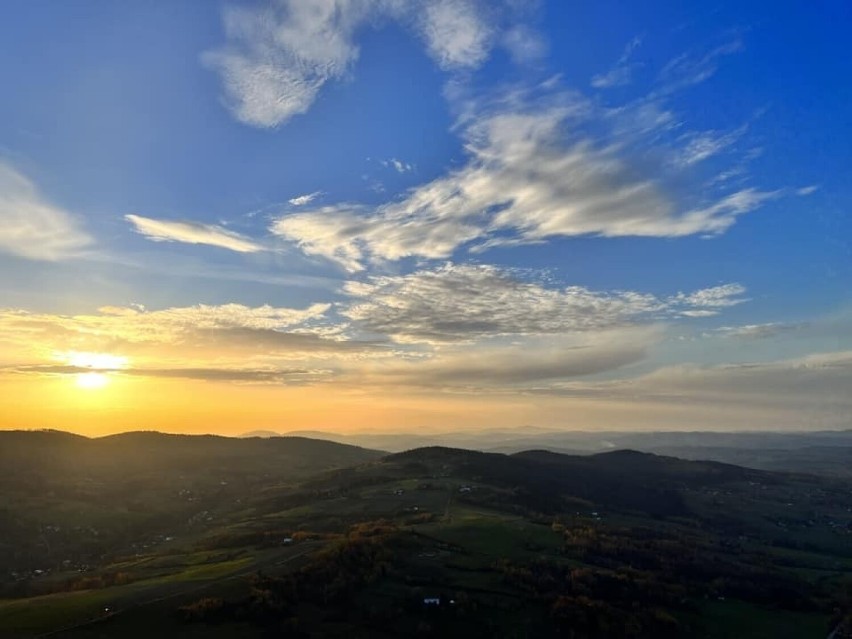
204, 0, 380, 128
0, 161, 92, 261
796, 185, 819, 196
591, 36, 642, 89
125, 214, 263, 253
341, 263, 747, 343
674, 125, 747, 167
0, 302, 331, 346
656, 37, 743, 94
673, 283, 747, 310
205, 0, 505, 127
289, 191, 322, 206
712, 322, 804, 339
383, 158, 414, 173
271, 95, 778, 270
418, 0, 495, 69
270, 204, 374, 272
501, 24, 547, 64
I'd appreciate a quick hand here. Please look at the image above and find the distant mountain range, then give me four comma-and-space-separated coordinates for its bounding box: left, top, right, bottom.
242, 427, 852, 477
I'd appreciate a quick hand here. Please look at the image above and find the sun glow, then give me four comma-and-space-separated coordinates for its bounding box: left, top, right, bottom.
61, 351, 129, 370
76, 371, 110, 390
52, 351, 129, 392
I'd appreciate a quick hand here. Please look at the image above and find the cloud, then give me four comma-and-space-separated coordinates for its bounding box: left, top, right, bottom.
270, 204, 375, 272
796, 185, 819, 196
382, 158, 414, 173
272, 93, 777, 270
205, 0, 504, 128
341, 263, 747, 343
501, 24, 547, 64
9, 363, 326, 384
591, 36, 642, 89
289, 191, 322, 206
203, 0, 376, 128
0, 302, 383, 386
418, 0, 495, 69
125, 214, 263, 253
673, 283, 747, 309
607, 351, 852, 409
712, 322, 805, 339
513, 349, 852, 430
657, 37, 743, 94
673, 125, 747, 167
0, 161, 92, 261
0, 303, 332, 352
353, 328, 658, 387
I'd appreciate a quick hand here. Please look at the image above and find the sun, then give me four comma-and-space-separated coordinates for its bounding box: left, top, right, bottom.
52, 350, 129, 391
76, 371, 110, 390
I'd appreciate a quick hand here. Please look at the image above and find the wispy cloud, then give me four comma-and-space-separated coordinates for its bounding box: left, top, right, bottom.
271, 83, 778, 270
342, 263, 747, 343
382, 158, 414, 173
205, 0, 508, 128
125, 214, 263, 253
352, 327, 660, 387
591, 35, 642, 89
674, 125, 747, 167
796, 185, 819, 196
553, 350, 852, 409
501, 24, 547, 64
288, 191, 322, 206
10, 363, 327, 384
656, 36, 743, 94
0, 302, 331, 348
0, 161, 92, 261
418, 0, 496, 70
712, 322, 805, 339
0, 301, 376, 385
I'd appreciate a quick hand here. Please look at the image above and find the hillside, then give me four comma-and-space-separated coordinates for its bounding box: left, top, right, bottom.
0, 430, 383, 581
1, 441, 851, 638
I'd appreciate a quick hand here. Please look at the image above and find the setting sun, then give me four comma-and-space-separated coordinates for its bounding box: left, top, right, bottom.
76, 371, 110, 390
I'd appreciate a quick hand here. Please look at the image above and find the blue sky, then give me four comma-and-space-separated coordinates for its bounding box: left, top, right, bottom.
1, 0, 850, 433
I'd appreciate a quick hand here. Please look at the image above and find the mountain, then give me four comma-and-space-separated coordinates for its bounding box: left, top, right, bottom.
274, 428, 852, 477
2, 439, 851, 638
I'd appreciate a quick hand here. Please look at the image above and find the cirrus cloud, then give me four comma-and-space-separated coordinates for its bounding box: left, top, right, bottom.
271, 90, 781, 271
0, 161, 92, 261
125, 214, 263, 253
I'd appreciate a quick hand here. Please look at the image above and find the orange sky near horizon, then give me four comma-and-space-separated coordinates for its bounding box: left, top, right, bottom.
0, 368, 838, 438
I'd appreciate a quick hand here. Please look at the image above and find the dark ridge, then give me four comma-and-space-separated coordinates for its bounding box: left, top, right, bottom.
0, 429, 385, 479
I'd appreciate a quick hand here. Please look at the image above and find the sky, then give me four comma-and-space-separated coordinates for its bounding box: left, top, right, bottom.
1, 0, 851, 436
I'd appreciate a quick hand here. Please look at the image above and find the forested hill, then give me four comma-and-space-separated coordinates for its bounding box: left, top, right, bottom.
0, 429, 384, 483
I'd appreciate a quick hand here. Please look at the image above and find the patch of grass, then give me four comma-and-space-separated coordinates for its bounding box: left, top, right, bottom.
684, 599, 829, 638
